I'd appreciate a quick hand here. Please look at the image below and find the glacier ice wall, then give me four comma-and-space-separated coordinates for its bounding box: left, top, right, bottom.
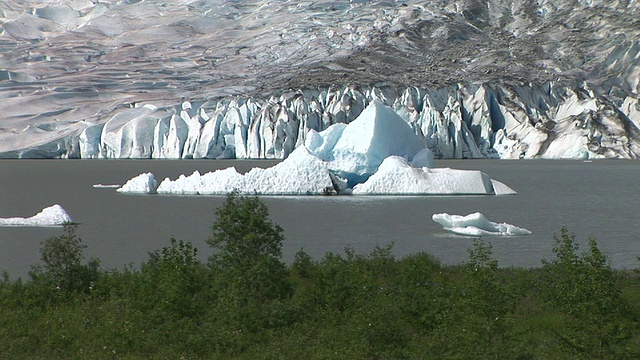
1, 0, 638, 159
16, 83, 636, 160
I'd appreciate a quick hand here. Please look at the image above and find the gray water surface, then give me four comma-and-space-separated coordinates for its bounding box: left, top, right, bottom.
1, 159, 639, 278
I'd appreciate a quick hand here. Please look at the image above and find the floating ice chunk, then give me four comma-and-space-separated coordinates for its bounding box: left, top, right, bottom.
117, 101, 518, 196
0, 205, 72, 227
93, 184, 121, 188
306, 101, 428, 185
352, 156, 494, 195
491, 180, 517, 195
432, 212, 531, 236
123, 151, 513, 196
117, 172, 157, 194
156, 147, 340, 195
243, 147, 341, 194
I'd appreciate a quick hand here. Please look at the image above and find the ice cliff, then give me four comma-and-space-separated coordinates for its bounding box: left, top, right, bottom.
1, 0, 639, 159
33, 83, 640, 160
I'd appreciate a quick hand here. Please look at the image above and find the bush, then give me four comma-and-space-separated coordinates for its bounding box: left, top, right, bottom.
29, 223, 99, 297
207, 191, 291, 304
541, 226, 637, 358
461, 239, 517, 357
140, 238, 209, 318
4, 206, 640, 359
206, 192, 294, 354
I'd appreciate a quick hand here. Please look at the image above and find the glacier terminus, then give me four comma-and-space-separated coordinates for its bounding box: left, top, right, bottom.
0, 0, 639, 160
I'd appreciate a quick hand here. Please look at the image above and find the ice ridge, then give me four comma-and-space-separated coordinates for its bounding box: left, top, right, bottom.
3, 83, 639, 160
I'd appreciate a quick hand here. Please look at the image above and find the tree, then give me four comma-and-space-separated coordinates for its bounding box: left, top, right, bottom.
140, 238, 208, 318
454, 239, 516, 358
29, 223, 99, 295
207, 191, 290, 304
541, 227, 634, 358
205, 192, 294, 355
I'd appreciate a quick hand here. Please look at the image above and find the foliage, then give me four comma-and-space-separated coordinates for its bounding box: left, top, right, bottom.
207, 191, 291, 305
139, 237, 209, 318
28, 223, 100, 297
1, 206, 640, 359
540, 226, 638, 358
205, 192, 294, 355
458, 239, 517, 357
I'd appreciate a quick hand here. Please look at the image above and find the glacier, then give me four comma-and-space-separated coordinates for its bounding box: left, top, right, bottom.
432, 212, 532, 236
0, 205, 72, 227
119, 102, 514, 196
0, 0, 639, 159
3, 84, 639, 161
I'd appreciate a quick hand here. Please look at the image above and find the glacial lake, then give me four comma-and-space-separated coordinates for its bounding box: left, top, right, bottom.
1, 159, 639, 279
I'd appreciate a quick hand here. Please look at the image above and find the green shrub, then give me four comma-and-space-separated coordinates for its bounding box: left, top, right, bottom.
140, 238, 209, 318
208, 191, 291, 305
541, 226, 637, 358
28, 223, 99, 298
205, 192, 294, 355
3, 204, 640, 360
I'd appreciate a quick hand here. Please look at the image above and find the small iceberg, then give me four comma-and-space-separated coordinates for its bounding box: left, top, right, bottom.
490, 180, 517, 195
432, 212, 531, 236
93, 184, 121, 189
117, 172, 157, 194
0, 204, 72, 227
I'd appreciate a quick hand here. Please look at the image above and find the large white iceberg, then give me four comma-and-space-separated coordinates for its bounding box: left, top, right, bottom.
117, 102, 517, 196
155, 147, 343, 195
306, 100, 430, 185
432, 212, 531, 236
0, 205, 72, 227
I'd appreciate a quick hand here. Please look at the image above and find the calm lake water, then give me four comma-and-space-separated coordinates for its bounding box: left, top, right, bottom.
1, 159, 639, 278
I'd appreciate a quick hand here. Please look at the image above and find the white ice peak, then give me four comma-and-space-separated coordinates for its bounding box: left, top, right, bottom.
0, 205, 72, 227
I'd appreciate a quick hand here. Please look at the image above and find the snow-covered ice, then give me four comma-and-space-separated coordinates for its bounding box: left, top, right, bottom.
432, 212, 531, 236
156, 147, 342, 195
118, 102, 516, 196
0, 205, 72, 227
117, 172, 157, 194
1, 1, 639, 160
306, 100, 429, 186
352, 156, 494, 195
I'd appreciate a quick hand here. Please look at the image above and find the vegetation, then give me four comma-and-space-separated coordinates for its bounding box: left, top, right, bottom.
1, 194, 640, 359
